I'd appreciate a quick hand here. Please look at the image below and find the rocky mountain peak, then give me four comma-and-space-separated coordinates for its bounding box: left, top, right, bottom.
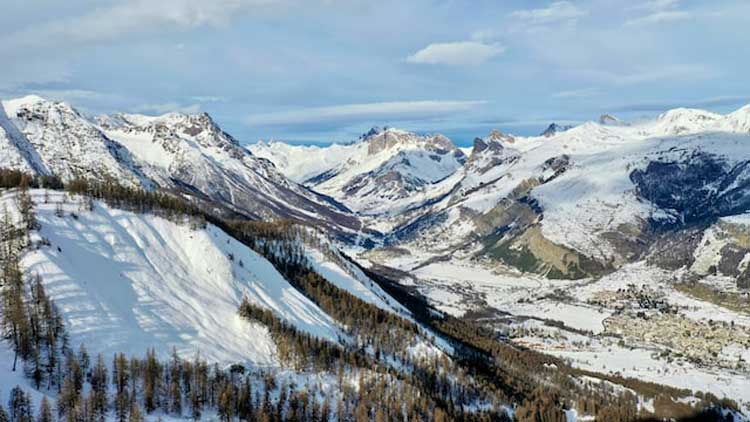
360, 126, 385, 139
599, 113, 625, 126
540, 123, 573, 137
471, 134, 505, 155
364, 127, 459, 156
485, 129, 515, 144
724, 104, 750, 133
2, 94, 48, 116
2, 95, 148, 186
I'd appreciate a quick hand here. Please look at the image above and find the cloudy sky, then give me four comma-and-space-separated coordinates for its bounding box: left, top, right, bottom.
1, 0, 748, 144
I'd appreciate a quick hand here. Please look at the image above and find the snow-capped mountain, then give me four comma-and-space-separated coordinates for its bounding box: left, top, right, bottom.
0, 95, 364, 238
250, 127, 467, 216
0, 101, 47, 175
379, 104, 750, 278
3, 96, 750, 419
540, 122, 573, 137
2, 95, 147, 185
253, 104, 750, 281
96, 110, 362, 232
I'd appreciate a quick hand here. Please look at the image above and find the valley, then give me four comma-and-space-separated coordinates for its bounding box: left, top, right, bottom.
2, 94, 750, 421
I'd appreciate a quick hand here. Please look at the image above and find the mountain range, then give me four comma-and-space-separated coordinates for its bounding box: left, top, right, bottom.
2, 94, 750, 420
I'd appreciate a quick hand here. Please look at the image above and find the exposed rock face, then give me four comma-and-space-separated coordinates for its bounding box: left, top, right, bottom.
738, 270, 750, 289
599, 114, 625, 126
471, 137, 491, 154
631, 152, 750, 227
364, 128, 458, 157
486, 129, 514, 144
646, 227, 705, 270
464, 131, 519, 176
540, 123, 573, 137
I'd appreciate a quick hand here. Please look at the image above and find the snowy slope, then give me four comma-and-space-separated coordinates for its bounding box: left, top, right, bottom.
306, 246, 411, 319
0, 101, 48, 175
96, 111, 363, 233
4, 190, 342, 366
334, 104, 750, 277
0, 95, 364, 237
2, 96, 149, 187
250, 140, 362, 183
250, 127, 467, 216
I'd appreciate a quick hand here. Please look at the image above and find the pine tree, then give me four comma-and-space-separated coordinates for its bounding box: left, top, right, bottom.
8, 386, 32, 422
37, 397, 53, 422
0, 402, 8, 422
355, 400, 369, 422
237, 378, 252, 421
217, 383, 234, 422
320, 397, 331, 422
15, 185, 37, 235
64, 352, 83, 394
78, 344, 90, 381
169, 380, 182, 416
90, 354, 108, 420
58, 375, 79, 418
143, 348, 160, 413
169, 348, 182, 415
127, 402, 143, 422
2, 252, 31, 371
24, 346, 44, 389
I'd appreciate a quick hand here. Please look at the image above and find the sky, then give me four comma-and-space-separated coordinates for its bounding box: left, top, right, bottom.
1, 0, 749, 146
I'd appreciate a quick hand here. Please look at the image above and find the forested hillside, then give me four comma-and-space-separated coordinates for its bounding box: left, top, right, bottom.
0, 171, 742, 421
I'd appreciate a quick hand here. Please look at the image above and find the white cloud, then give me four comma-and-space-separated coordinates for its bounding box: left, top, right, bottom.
406, 41, 505, 66
624, 10, 690, 26
510, 1, 587, 25
552, 88, 600, 99
624, 0, 690, 26
0, 0, 287, 50
579, 63, 717, 85
246, 100, 486, 126
470, 29, 500, 42
190, 96, 227, 103
135, 102, 201, 115
630, 0, 680, 12
25, 89, 105, 103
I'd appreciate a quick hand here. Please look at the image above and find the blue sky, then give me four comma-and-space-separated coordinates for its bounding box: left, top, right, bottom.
1, 0, 748, 145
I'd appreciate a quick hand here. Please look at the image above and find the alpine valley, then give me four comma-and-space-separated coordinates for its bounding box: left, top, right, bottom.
2, 94, 750, 421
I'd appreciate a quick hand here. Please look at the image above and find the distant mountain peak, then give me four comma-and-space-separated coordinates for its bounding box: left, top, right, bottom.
360, 126, 385, 139
540, 123, 573, 137
598, 113, 626, 126
657, 107, 721, 123
363, 127, 457, 156
486, 129, 514, 144
2, 94, 49, 115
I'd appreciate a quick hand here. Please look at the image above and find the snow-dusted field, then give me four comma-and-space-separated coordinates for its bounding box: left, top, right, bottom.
395, 258, 750, 410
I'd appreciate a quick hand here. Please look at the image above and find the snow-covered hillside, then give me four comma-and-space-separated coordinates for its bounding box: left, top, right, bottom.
3, 96, 150, 187
345, 105, 750, 279
4, 190, 345, 366
0, 95, 364, 238
0, 103, 47, 175
250, 127, 467, 216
